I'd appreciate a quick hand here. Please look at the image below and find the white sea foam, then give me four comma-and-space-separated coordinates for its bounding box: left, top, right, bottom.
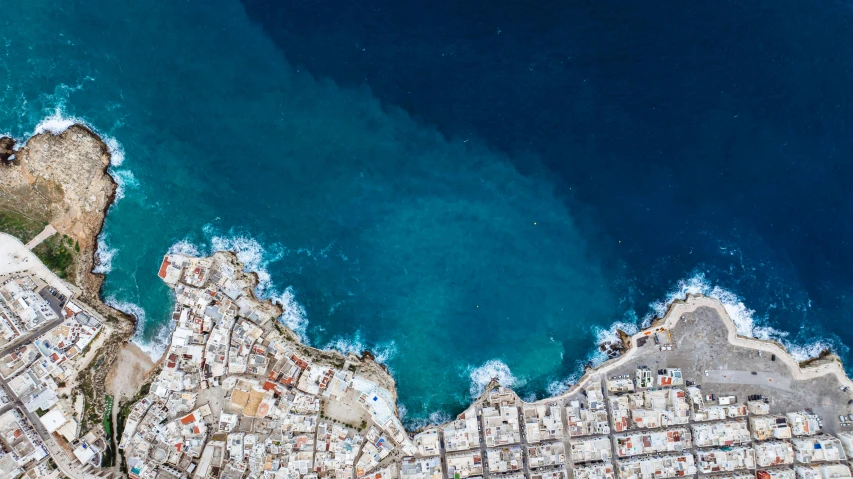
786, 339, 834, 362
370, 341, 398, 365
467, 359, 519, 398
322, 331, 397, 364
104, 296, 170, 360
32, 97, 129, 167
204, 229, 313, 344
210, 234, 277, 295
546, 377, 573, 397
134, 320, 174, 360
105, 296, 146, 329
103, 135, 125, 166
112, 169, 139, 202
545, 271, 837, 397
644, 272, 838, 361
402, 409, 453, 430
93, 235, 117, 274
32, 107, 83, 135
168, 238, 204, 257
274, 286, 310, 342
594, 320, 640, 347
545, 313, 642, 397
643, 272, 787, 339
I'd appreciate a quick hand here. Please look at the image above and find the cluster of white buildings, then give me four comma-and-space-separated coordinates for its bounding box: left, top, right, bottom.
120, 253, 417, 479
109, 251, 853, 479
0, 275, 107, 474
0, 275, 60, 347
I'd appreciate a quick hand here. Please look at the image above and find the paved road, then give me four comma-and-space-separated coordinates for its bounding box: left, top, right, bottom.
0, 317, 62, 358
705, 369, 792, 391
24, 225, 57, 250
0, 375, 92, 478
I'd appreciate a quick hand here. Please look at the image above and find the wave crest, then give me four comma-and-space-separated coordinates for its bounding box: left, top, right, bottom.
112, 169, 139, 202
104, 296, 171, 360
402, 409, 453, 430
93, 235, 117, 274
646, 272, 842, 361
274, 286, 310, 342
210, 233, 284, 296
467, 359, 519, 398
103, 135, 125, 166
168, 238, 205, 257
322, 330, 397, 364
32, 107, 83, 136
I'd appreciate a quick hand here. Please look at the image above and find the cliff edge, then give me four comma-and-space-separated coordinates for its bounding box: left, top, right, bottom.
0, 125, 137, 432
0, 125, 116, 298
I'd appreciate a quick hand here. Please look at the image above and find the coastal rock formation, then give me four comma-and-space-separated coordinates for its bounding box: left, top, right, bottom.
0, 136, 15, 161
0, 125, 116, 297
209, 250, 399, 399
0, 125, 137, 448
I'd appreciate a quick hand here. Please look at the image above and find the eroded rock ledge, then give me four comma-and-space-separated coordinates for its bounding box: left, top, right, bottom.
0, 125, 136, 428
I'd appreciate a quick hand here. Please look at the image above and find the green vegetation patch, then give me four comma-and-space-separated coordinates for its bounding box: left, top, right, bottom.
33, 234, 76, 279
103, 395, 114, 436
101, 396, 116, 468
0, 209, 47, 243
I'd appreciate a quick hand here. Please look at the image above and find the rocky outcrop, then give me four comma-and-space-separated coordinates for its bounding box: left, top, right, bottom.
0, 125, 116, 298
211, 250, 400, 401
1, 125, 136, 431
0, 137, 15, 162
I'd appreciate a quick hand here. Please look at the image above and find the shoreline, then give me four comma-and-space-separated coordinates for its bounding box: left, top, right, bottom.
9, 122, 853, 434
534, 293, 853, 409
154, 248, 853, 435
106, 340, 157, 402
1, 124, 141, 428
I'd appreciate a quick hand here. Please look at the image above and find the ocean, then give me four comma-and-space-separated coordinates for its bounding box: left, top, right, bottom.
2, 0, 853, 427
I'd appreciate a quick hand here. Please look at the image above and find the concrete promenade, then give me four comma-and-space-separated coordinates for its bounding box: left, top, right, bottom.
542, 294, 853, 406
24, 224, 57, 250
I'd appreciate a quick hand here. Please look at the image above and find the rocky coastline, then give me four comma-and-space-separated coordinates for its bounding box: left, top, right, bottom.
0, 125, 137, 423
3, 122, 853, 439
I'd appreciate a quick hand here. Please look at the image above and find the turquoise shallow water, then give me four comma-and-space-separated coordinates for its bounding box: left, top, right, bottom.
3, 0, 853, 427
0, 0, 621, 423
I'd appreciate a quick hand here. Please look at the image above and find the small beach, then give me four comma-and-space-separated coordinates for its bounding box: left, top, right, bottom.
107, 342, 157, 401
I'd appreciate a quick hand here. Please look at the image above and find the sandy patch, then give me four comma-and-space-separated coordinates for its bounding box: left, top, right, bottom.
106, 342, 157, 401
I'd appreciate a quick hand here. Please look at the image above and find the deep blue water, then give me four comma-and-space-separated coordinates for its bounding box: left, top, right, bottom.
2, 0, 853, 426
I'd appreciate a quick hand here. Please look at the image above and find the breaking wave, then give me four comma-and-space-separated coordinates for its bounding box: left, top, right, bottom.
181, 229, 314, 344
645, 271, 839, 361
323, 330, 397, 364
93, 235, 117, 274
168, 238, 204, 257
32, 107, 83, 136
103, 135, 125, 166
546, 270, 841, 396
546, 313, 641, 396
546, 375, 578, 397
467, 359, 520, 398
209, 232, 286, 296
112, 169, 139, 201
274, 286, 310, 343
402, 409, 452, 431
105, 296, 172, 360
